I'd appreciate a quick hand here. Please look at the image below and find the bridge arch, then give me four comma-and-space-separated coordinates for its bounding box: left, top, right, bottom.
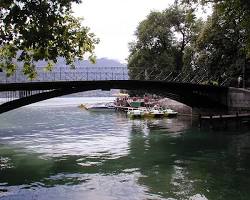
0, 80, 229, 114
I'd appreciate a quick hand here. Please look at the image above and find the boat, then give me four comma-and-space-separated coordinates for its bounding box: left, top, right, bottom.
148, 108, 164, 118
127, 108, 144, 118
84, 102, 115, 111
138, 107, 151, 117
127, 98, 144, 108
162, 108, 178, 117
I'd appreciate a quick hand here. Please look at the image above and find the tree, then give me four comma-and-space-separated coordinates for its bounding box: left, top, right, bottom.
190, 0, 249, 81
128, 11, 175, 80
127, 3, 202, 80
164, 3, 202, 72
0, 0, 99, 79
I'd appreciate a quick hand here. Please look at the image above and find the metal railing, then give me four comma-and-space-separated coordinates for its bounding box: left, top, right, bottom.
0, 67, 129, 83
0, 66, 231, 86
0, 66, 231, 105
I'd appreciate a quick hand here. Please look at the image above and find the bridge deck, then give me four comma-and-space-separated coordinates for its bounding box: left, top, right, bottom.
0, 80, 230, 114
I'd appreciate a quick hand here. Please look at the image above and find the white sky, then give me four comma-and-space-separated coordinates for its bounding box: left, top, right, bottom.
73, 0, 175, 63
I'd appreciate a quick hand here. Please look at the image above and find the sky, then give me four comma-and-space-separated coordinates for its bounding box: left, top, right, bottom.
73, 0, 175, 63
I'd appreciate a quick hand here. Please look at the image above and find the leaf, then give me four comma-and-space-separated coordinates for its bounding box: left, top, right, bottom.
0, 0, 98, 78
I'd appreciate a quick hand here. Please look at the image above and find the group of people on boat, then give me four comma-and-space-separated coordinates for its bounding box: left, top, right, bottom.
114, 95, 178, 119
79, 94, 178, 119
115, 95, 160, 108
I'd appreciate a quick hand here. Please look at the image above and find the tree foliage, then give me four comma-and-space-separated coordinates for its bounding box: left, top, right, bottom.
129, 0, 250, 84
0, 0, 99, 78
164, 4, 202, 71
128, 11, 175, 80
185, 0, 250, 81
128, 3, 201, 80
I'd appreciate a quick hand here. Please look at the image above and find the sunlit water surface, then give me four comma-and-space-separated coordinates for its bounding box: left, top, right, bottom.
0, 97, 250, 200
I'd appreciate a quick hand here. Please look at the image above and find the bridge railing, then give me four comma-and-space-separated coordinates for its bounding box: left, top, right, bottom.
0, 67, 130, 103
0, 66, 233, 87
0, 67, 130, 83
0, 66, 234, 107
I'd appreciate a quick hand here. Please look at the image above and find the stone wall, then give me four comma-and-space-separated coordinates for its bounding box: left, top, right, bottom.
227, 88, 250, 112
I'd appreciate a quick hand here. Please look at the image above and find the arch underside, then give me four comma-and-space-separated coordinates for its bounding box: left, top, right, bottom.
0, 80, 228, 114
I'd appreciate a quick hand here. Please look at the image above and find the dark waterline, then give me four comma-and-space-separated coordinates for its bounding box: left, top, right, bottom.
0, 98, 250, 200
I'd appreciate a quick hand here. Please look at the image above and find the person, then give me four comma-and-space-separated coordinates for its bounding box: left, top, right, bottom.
238, 75, 242, 88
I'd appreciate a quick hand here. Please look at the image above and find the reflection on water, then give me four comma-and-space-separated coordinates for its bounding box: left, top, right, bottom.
0, 98, 250, 200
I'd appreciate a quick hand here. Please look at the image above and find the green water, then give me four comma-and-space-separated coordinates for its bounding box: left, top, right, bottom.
0, 98, 250, 200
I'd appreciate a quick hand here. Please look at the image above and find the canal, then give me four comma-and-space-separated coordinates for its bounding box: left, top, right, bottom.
0, 97, 250, 200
